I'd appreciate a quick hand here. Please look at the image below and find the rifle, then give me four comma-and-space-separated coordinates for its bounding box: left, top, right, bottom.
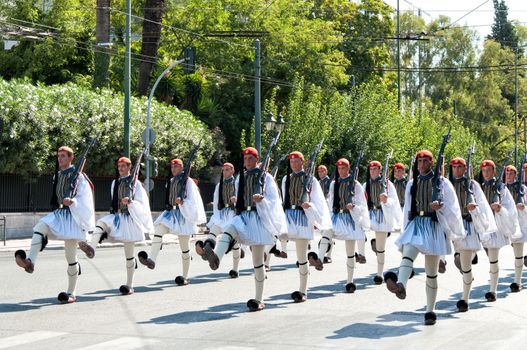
492, 149, 514, 204
255, 131, 281, 195
431, 126, 452, 204
516, 152, 527, 205
126, 147, 147, 200
408, 155, 416, 181
177, 140, 202, 200
347, 149, 364, 205
381, 149, 393, 194
465, 141, 476, 205
300, 139, 324, 204
270, 153, 289, 179
64, 132, 100, 199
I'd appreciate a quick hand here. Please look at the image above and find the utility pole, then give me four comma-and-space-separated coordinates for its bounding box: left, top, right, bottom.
418, 8, 422, 123
202, 31, 269, 154
255, 39, 261, 154
515, 46, 519, 166
123, 0, 131, 157
397, 0, 401, 110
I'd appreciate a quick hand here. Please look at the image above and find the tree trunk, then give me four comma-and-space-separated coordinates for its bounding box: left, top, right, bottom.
93, 0, 111, 88
137, 0, 166, 96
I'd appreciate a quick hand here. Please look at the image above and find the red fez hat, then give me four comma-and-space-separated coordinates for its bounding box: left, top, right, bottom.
242, 147, 259, 158
506, 164, 518, 173
416, 150, 433, 160
480, 160, 496, 169
223, 162, 234, 169
288, 151, 304, 160
393, 163, 405, 170
318, 165, 328, 172
117, 157, 132, 165
368, 160, 382, 168
57, 146, 74, 155
336, 158, 350, 167
450, 157, 466, 166
171, 159, 183, 165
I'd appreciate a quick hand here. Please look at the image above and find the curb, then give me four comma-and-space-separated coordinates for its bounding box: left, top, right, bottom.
0, 235, 208, 253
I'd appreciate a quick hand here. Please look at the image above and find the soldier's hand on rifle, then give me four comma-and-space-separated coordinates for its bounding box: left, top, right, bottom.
491, 202, 501, 212
467, 203, 477, 211
517, 203, 525, 211
63, 198, 73, 206
175, 197, 183, 205
430, 201, 442, 211
301, 202, 311, 209
230, 196, 237, 204
253, 194, 264, 203
379, 193, 388, 204
122, 197, 131, 205
346, 203, 354, 211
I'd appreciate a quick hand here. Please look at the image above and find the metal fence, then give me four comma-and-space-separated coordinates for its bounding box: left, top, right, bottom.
0, 215, 5, 245
0, 174, 215, 213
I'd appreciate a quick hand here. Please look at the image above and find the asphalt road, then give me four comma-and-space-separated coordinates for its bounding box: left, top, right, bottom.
1, 233, 527, 349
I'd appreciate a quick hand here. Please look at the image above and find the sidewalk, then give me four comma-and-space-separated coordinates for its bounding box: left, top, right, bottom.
0, 234, 204, 253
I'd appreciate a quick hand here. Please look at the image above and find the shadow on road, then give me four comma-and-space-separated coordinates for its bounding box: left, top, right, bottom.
138, 300, 290, 324
0, 294, 108, 313
327, 311, 425, 339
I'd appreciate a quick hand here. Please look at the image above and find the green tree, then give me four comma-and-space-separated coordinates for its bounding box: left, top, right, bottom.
489, 0, 518, 50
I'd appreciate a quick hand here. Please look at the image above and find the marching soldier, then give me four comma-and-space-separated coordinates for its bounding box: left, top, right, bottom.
364, 160, 402, 285
282, 151, 332, 302
392, 163, 407, 209
203, 146, 287, 311
15, 146, 95, 303
196, 162, 244, 278
317, 165, 335, 263
326, 158, 370, 293
448, 157, 496, 311
385, 150, 464, 325
478, 160, 521, 301
138, 158, 206, 286
504, 165, 527, 292
78, 156, 153, 295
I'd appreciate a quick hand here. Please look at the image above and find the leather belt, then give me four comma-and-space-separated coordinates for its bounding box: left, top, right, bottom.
286, 205, 304, 211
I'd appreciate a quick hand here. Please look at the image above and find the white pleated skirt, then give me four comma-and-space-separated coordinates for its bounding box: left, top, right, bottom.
99, 213, 145, 242
481, 231, 510, 249
512, 229, 527, 243
369, 208, 392, 233
396, 216, 452, 255
39, 208, 86, 240
154, 208, 197, 236
453, 220, 482, 251
331, 212, 365, 241
207, 208, 236, 231
284, 209, 313, 240
226, 210, 274, 246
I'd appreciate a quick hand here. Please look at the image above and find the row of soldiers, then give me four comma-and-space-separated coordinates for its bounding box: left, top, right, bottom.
14, 144, 527, 326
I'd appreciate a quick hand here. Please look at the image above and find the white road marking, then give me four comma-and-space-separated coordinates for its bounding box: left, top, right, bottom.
0, 331, 66, 349
75, 337, 158, 350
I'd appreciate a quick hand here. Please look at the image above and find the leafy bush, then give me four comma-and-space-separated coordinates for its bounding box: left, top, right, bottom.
0, 78, 223, 179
